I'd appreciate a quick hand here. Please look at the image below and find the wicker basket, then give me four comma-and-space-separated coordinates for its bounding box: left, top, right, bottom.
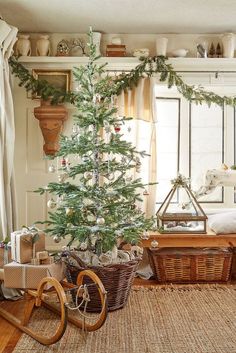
64, 252, 140, 312
147, 247, 232, 283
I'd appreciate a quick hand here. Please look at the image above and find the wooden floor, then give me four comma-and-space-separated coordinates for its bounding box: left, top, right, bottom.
0, 301, 23, 353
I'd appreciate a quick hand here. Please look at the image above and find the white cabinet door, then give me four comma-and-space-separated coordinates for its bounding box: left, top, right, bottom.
13, 81, 74, 249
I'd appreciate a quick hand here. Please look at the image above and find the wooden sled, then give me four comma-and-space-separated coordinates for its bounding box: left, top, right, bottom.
0, 269, 108, 345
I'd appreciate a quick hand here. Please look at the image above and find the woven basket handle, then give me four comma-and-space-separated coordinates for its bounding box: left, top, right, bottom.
62, 250, 87, 268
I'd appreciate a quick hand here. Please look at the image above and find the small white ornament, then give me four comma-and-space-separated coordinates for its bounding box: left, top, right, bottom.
65, 207, 74, 216
96, 217, 105, 225
47, 198, 57, 209
127, 126, 132, 133
84, 171, 93, 180
72, 125, 78, 134
141, 231, 150, 240
48, 164, 56, 173
87, 214, 96, 222
80, 242, 87, 250
53, 235, 61, 243
151, 240, 159, 248
82, 155, 89, 162
126, 175, 133, 182
108, 172, 115, 181
58, 173, 68, 183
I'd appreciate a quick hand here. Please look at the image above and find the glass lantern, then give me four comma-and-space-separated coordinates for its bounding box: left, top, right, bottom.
156, 175, 207, 234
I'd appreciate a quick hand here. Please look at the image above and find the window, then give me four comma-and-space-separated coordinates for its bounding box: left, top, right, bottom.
154, 82, 236, 211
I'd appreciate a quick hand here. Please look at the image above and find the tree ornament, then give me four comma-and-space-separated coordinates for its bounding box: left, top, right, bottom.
87, 214, 96, 222
84, 171, 93, 180
80, 242, 87, 250
72, 125, 78, 134
58, 173, 67, 183
47, 198, 57, 209
57, 198, 64, 206
114, 124, 121, 133
61, 158, 66, 168
82, 155, 89, 163
65, 207, 74, 216
127, 126, 132, 133
141, 231, 150, 240
48, 164, 56, 173
143, 189, 150, 196
108, 172, 115, 181
151, 240, 159, 248
53, 235, 61, 243
96, 217, 105, 225
126, 175, 133, 182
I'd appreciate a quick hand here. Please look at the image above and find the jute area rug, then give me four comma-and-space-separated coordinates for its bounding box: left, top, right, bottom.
13, 285, 236, 353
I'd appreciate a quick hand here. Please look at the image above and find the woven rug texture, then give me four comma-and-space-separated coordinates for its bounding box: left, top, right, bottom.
12, 285, 236, 353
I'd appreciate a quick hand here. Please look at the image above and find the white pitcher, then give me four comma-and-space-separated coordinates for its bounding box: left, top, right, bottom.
222, 33, 235, 58
36, 35, 51, 56
15, 34, 31, 56
156, 36, 168, 56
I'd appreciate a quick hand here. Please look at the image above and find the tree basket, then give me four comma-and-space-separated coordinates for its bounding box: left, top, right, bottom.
64, 252, 140, 312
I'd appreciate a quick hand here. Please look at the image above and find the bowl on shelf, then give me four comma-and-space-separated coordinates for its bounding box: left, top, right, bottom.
171, 49, 189, 57
132, 48, 149, 58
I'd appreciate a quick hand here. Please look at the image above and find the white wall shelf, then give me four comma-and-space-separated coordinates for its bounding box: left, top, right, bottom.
18, 56, 236, 72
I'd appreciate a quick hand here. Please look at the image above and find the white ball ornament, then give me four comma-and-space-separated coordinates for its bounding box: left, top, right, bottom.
151, 240, 159, 248
53, 235, 61, 243
96, 217, 105, 225
84, 171, 93, 180
48, 164, 56, 173
80, 242, 87, 250
87, 214, 96, 222
108, 172, 115, 181
47, 198, 57, 209
141, 231, 150, 240
65, 207, 74, 216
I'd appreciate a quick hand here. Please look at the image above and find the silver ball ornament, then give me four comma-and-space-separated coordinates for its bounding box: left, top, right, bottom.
141, 231, 150, 240
151, 240, 159, 248
48, 164, 56, 173
84, 171, 93, 180
65, 207, 74, 216
47, 198, 57, 209
96, 217, 105, 225
53, 235, 61, 243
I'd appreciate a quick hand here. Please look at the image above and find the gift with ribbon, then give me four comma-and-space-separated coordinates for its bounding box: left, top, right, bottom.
0, 242, 11, 268
11, 227, 45, 264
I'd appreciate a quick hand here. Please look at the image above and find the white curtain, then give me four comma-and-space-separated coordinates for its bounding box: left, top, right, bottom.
0, 20, 18, 240
118, 77, 157, 217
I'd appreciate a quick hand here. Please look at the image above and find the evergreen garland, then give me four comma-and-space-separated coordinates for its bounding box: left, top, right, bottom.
9, 53, 236, 107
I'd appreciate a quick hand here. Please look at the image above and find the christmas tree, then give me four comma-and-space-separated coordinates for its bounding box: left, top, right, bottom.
37, 29, 154, 262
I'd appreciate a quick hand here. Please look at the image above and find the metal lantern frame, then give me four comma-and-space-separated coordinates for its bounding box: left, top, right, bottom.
156, 179, 207, 234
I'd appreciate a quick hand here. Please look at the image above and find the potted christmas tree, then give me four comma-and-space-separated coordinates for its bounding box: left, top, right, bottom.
33, 30, 155, 311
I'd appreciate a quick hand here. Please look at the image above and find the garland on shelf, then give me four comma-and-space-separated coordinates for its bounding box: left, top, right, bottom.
9, 54, 236, 107
9, 56, 77, 105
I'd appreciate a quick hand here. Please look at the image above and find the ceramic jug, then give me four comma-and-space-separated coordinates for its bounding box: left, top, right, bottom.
15, 34, 31, 56
36, 35, 51, 56
222, 33, 235, 58
156, 36, 168, 56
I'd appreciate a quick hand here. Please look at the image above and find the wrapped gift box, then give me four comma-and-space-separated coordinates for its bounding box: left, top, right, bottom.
11, 230, 45, 264
4, 261, 65, 289
0, 246, 11, 268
